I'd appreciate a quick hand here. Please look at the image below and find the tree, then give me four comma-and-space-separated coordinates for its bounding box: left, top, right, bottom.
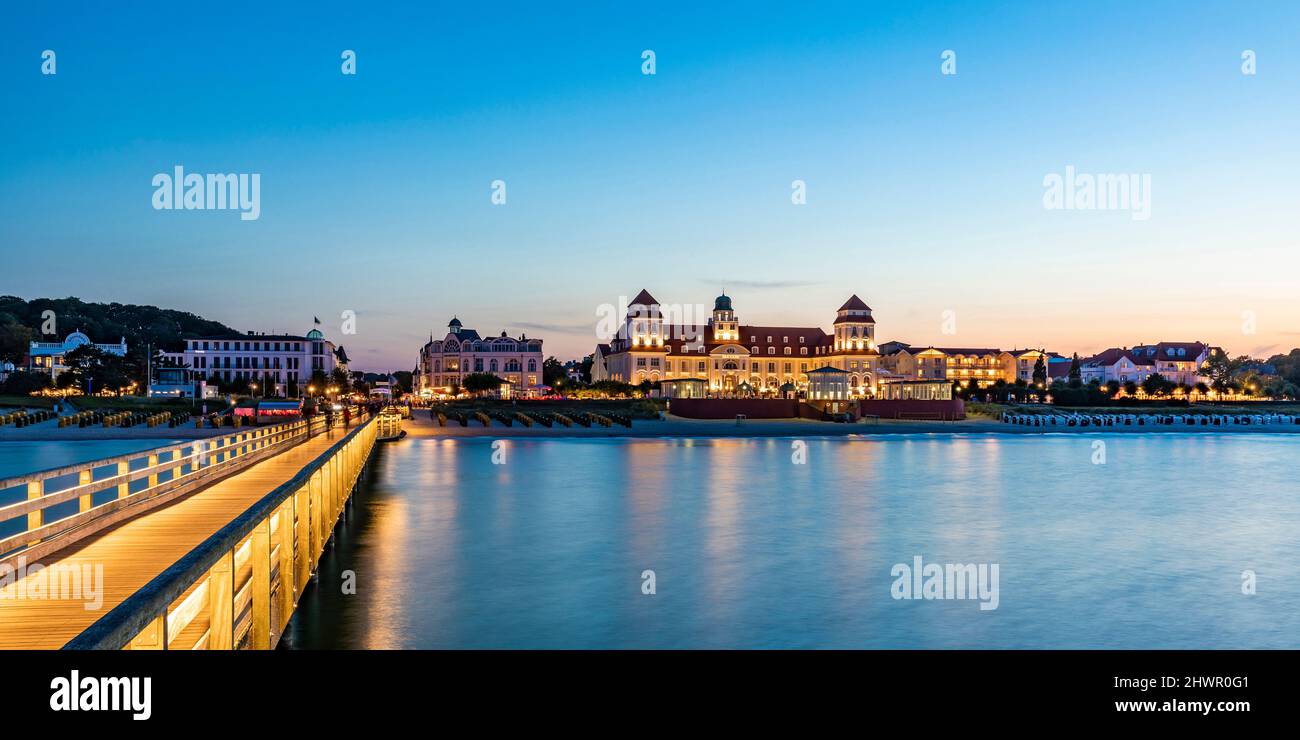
542, 356, 566, 387
1267, 348, 1300, 386
1032, 355, 1047, 386
0, 370, 51, 396
392, 371, 414, 394
1105, 380, 1121, 398
0, 295, 238, 354
1141, 373, 1171, 397
1203, 351, 1245, 393
1123, 381, 1138, 397
60, 344, 133, 394
307, 370, 329, 395
0, 315, 33, 365
461, 372, 505, 396
1067, 353, 1082, 388
329, 367, 350, 393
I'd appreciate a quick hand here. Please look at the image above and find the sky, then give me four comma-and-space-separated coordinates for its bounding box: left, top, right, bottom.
2, 1, 1298, 371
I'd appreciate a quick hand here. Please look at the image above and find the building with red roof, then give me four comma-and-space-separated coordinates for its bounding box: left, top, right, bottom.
593, 290, 882, 396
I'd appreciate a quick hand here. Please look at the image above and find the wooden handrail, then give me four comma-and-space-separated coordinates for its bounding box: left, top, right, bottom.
0, 415, 336, 562
64, 414, 379, 650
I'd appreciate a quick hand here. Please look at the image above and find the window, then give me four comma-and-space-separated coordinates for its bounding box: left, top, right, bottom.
768, 347, 775, 355
800, 347, 808, 355
636, 357, 646, 366
783, 336, 788, 343
752, 346, 759, 354
784, 347, 791, 355
766, 336, 772, 342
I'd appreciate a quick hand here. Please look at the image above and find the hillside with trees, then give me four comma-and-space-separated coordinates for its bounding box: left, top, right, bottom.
0, 296, 237, 362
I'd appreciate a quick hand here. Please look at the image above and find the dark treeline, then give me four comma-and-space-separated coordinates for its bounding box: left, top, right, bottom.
0, 296, 238, 361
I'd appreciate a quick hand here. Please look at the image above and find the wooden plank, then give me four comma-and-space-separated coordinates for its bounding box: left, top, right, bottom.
250, 519, 271, 650
0, 429, 344, 649
207, 551, 234, 650
78, 469, 93, 512
26, 480, 42, 535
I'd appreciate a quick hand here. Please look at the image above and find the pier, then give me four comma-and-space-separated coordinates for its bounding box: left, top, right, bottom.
0, 409, 403, 649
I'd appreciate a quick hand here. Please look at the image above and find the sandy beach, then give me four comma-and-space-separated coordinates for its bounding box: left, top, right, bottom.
2, 412, 1297, 444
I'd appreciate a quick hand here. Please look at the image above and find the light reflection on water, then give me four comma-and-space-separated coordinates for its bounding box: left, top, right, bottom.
280, 434, 1300, 649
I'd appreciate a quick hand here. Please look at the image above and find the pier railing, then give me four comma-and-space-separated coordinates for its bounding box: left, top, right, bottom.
0, 415, 335, 565
64, 414, 379, 650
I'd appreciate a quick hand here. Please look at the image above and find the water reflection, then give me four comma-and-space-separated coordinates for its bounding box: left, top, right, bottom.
282, 434, 1300, 649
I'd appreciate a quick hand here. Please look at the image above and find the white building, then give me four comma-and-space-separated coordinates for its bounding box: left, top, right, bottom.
28, 331, 127, 380
1080, 342, 1220, 386
162, 328, 340, 397
416, 317, 545, 397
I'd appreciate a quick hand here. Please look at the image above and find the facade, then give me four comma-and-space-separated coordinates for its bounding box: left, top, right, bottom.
1133, 342, 1218, 385
415, 317, 545, 397
28, 331, 127, 380
161, 328, 339, 396
879, 345, 1054, 388
1080, 342, 1220, 386
593, 290, 882, 397
1079, 348, 1155, 385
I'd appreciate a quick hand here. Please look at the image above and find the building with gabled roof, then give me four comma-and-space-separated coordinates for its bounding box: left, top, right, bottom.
1081, 342, 1221, 386
416, 317, 544, 397
591, 290, 882, 396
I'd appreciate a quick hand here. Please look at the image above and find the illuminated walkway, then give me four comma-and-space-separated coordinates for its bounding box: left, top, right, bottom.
0, 426, 352, 649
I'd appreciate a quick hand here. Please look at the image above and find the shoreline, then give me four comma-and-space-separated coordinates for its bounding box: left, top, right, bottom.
2, 414, 1298, 443
401, 415, 1300, 439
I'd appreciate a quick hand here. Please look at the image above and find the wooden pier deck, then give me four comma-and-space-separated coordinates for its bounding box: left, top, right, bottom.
0, 427, 350, 649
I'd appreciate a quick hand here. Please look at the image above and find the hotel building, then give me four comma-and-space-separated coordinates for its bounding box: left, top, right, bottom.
591, 289, 884, 396
1080, 342, 1220, 386
415, 317, 545, 397
879, 344, 1058, 388
162, 328, 341, 396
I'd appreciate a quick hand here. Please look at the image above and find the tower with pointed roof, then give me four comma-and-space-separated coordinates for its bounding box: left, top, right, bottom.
832, 295, 876, 352
621, 288, 665, 350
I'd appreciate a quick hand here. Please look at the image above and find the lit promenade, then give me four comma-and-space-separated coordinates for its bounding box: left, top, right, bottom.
0, 425, 353, 649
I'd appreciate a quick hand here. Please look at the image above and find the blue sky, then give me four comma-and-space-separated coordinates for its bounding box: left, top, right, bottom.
2, 1, 1297, 370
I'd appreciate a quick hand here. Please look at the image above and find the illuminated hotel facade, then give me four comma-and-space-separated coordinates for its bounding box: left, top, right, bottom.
415, 317, 545, 397
591, 289, 884, 397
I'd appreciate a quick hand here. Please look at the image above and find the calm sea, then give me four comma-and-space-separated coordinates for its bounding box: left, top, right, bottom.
279, 434, 1300, 649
